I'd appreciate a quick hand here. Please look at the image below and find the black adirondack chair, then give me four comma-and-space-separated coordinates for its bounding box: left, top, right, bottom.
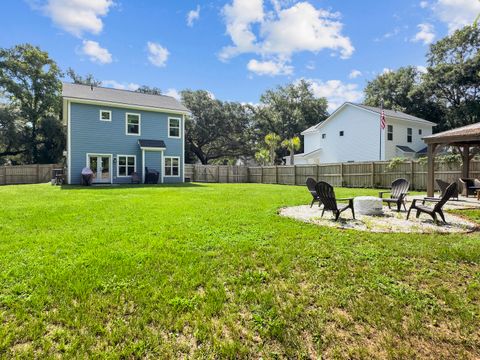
406, 182, 458, 224
378, 178, 410, 212
315, 181, 355, 221
306, 178, 322, 208
435, 179, 459, 200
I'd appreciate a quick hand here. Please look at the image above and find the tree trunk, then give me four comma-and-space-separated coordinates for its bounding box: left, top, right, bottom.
290, 149, 294, 165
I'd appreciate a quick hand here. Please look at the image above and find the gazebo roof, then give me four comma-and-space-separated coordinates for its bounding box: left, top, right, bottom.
424, 122, 480, 145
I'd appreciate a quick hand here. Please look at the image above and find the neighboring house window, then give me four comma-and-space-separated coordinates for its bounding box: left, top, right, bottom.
168, 117, 181, 138
164, 156, 180, 176
407, 128, 412, 143
339, 131, 344, 136
117, 155, 135, 177
419, 129, 422, 135
387, 125, 393, 141
322, 134, 326, 139
126, 113, 141, 135
100, 110, 111, 121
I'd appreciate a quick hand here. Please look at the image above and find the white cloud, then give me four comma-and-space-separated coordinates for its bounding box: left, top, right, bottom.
412, 23, 435, 44
187, 5, 200, 27
247, 59, 293, 76
220, 0, 353, 75
147, 41, 169, 67
416, 65, 428, 74
164, 88, 181, 100
101, 80, 139, 91
382, 68, 393, 74
303, 79, 363, 113
419, 1, 429, 8
429, 0, 480, 33
81, 40, 112, 64
349, 69, 362, 79
39, 0, 114, 37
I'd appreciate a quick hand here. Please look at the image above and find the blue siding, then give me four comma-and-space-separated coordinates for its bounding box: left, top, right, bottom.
69, 102, 183, 184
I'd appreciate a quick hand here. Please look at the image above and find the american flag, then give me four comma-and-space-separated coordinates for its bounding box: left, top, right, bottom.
380, 110, 386, 129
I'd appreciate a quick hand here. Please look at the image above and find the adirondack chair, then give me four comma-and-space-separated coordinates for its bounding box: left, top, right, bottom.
435, 179, 459, 200
406, 182, 458, 224
306, 178, 322, 208
315, 181, 355, 221
378, 178, 410, 212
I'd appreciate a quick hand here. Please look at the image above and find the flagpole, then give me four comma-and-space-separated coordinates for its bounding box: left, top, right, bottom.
379, 100, 383, 161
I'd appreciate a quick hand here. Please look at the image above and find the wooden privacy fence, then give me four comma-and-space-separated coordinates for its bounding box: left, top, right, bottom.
185, 160, 480, 190
0, 164, 62, 185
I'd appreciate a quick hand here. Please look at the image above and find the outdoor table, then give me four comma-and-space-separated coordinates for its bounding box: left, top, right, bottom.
353, 196, 383, 216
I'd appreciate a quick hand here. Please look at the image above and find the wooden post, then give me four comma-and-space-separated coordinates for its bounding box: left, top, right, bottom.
462, 145, 470, 178
260, 167, 263, 184
316, 164, 319, 181
410, 160, 414, 190
340, 163, 344, 187
293, 165, 296, 185
1, 166, 5, 185
427, 144, 436, 197
371, 162, 375, 188
275, 165, 278, 184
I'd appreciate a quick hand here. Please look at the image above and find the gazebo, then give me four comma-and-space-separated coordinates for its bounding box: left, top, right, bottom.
423, 122, 480, 197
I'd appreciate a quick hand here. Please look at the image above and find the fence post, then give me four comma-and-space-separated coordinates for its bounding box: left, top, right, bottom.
1, 166, 5, 185
340, 163, 344, 187
293, 165, 296, 185
316, 164, 319, 181
410, 160, 414, 190
275, 165, 278, 184
371, 162, 375, 188
260, 167, 264, 184
36, 164, 40, 183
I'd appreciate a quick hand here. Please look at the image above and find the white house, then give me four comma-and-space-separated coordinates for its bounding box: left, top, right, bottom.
293, 102, 436, 164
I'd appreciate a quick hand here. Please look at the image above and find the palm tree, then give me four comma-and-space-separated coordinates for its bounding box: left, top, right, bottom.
282, 136, 301, 165
264, 133, 281, 165
254, 149, 269, 166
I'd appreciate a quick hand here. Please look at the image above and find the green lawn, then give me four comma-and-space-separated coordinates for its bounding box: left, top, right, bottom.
0, 183, 479, 358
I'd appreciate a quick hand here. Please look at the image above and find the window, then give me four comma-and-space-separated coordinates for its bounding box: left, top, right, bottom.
418, 129, 422, 135
407, 128, 412, 143
339, 131, 344, 137
126, 113, 141, 135
168, 117, 181, 138
100, 110, 111, 121
164, 157, 180, 177
117, 155, 135, 177
322, 133, 326, 139
387, 125, 393, 141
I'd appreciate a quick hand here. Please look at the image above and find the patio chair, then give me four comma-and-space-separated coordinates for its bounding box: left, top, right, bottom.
306, 177, 322, 208
378, 178, 410, 212
458, 178, 480, 197
435, 179, 459, 200
315, 181, 355, 221
406, 182, 458, 224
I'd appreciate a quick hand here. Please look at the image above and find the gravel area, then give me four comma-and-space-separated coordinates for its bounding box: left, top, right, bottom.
279, 205, 478, 233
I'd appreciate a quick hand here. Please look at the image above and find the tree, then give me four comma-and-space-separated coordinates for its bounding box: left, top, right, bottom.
264, 133, 281, 165
66, 68, 101, 86
254, 80, 328, 141
282, 136, 301, 165
254, 149, 269, 166
422, 25, 480, 130
0, 44, 62, 163
0, 105, 26, 161
181, 90, 253, 164
136, 85, 162, 95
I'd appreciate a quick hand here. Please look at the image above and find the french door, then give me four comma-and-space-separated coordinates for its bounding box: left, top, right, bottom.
87, 154, 111, 183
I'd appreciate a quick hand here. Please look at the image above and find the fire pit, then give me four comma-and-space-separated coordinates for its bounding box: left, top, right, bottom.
353, 196, 383, 216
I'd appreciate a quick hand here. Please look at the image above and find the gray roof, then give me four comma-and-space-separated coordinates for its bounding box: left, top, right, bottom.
351, 103, 435, 125
138, 139, 166, 148
62, 83, 189, 113
396, 145, 416, 153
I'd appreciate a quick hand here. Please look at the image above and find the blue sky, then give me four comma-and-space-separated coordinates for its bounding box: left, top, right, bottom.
1, 0, 478, 111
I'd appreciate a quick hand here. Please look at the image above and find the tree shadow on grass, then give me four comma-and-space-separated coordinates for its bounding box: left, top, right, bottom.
60, 182, 207, 191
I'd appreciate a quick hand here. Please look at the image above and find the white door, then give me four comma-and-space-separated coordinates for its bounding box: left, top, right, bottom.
87, 155, 111, 183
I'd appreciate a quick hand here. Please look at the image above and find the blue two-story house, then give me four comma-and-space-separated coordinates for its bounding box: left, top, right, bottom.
62, 83, 189, 185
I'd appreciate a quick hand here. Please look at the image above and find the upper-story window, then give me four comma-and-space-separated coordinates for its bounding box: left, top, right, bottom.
387, 125, 393, 141
418, 129, 422, 135
339, 131, 344, 137
100, 110, 111, 121
407, 128, 412, 143
169, 117, 181, 138
322, 133, 326, 139
126, 113, 141, 136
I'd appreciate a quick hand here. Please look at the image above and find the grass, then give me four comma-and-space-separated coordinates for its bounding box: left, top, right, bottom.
0, 183, 479, 358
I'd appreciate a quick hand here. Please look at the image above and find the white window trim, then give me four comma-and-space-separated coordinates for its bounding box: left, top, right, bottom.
117, 154, 136, 177
164, 156, 180, 177
99, 110, 112, 122
126, 112, 141, 136
168, 117, 181, 139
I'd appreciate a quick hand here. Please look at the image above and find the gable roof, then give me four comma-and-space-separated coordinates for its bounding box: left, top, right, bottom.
62, 83, 189, 114
302, 102, 436, 135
